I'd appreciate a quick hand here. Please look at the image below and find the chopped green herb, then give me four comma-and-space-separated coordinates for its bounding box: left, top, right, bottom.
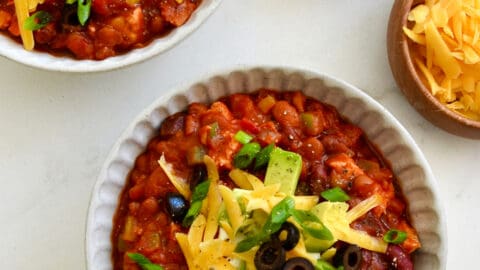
235, 197, 295, 252
383, 229, 407, 244
268, 196, 295, 225
234, 130, 253, 144
191, 180, 210, 202
234, 235, 263, 253
127, 253, 164, 270
234, 142, 261, 169
321, 187, 350, 202
77, 0, 91, 25
290, 209, 333, 240
182, 180, 210, 227
315, 260, 336, 270
23, 11, 52, 31
253, 144, 274, 170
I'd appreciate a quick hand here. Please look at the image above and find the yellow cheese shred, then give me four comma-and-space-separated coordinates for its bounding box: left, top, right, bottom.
14, 0, 34, 50
158, 154, 191, 199
404, 0, 480, 120
12, 0, 45, 50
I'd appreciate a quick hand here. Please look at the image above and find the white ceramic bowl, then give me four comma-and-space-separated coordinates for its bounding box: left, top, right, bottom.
0, 0, 221, 72
85, 67, 447, 270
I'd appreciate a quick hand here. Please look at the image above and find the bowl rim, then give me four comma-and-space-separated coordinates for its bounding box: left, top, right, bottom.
85, 65, 447, 270
0, 0, 222, 73
393, 0, 480, 130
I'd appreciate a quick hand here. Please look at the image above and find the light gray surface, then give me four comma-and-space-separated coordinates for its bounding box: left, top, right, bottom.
0, 0, 476, 269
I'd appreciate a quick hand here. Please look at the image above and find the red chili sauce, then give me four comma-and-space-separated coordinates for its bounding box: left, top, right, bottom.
0, 0, 200, 59
111, 90, 421, 270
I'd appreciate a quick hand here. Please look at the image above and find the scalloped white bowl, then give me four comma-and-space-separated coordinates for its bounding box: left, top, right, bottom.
0, 0, 221, 72
86, 67, 447, 270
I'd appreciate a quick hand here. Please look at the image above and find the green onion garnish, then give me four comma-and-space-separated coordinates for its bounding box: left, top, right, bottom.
233, 142, 261, 169
321, 187, 350, 202
234, 130, 253, 144
234, 234, 263, 253
127, 253, 164, 270
182, 180, 210, 227
235, 197, 295, 252
315, 260, 337, 270
253, 144, 274, 170
23, 11, 52, 31
290, 209, 333, 240
77, 0, 91, 25
383, 229, 407, 244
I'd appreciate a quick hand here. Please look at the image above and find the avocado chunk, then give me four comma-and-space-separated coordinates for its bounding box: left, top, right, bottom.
264, 147, 302, 195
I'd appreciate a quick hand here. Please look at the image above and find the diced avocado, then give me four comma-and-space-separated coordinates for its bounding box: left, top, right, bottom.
264, 147, 302, 195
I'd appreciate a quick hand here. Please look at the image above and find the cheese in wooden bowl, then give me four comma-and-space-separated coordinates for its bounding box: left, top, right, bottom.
387, 0, 480, 138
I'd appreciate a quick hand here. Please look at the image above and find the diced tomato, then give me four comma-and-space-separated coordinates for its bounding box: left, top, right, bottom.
239, 118, 260, 134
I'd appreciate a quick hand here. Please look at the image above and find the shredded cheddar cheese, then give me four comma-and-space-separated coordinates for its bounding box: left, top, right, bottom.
158, 154, 191, 199
12, 0, 44, 50
404, 0, 480, 120
174, 157, 389, 269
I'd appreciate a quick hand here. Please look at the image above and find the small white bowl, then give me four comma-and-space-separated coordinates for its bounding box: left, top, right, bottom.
85, 67, 447, 270
0, 0, 222, 72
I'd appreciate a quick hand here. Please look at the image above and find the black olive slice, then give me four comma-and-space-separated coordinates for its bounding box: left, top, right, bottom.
282, 257, 314, 270
165, 192, 189, 223
254, 241, 286, 270
272, 222, 300, 251
343, 245, 362, 270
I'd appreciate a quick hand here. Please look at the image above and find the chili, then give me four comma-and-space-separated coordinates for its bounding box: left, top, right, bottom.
111, 90, 421, 270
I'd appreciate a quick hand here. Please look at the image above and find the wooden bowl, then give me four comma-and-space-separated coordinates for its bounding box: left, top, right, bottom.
387, 0, 480, 139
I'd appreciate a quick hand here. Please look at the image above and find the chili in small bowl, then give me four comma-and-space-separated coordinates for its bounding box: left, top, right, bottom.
0, 0, 221, 72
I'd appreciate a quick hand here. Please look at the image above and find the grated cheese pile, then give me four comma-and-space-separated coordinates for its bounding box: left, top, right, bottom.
403, 0, 480, 120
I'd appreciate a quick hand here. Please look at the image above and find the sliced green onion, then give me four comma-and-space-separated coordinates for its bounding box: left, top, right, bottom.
182, 180, 210, 227
190, 179, 210, 202
23, 11, 52, 31
182, 201, 201, 227
266, 196, 295, 227
290, 209, 333, 240
127, 253, 164, 270
77, 0, 91, 25
321, 187, 350, 202
315, 260, 336, 270
383, 229, 407, 244
235, 197, 295, 252
234, 130, 253, 144
253, 144, 274, 170
209, 122, 219, 138
234, 235, 263, 253
234, 142, 261, 169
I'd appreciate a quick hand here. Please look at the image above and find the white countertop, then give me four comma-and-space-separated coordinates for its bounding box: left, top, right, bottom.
0, 0, 477, 269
